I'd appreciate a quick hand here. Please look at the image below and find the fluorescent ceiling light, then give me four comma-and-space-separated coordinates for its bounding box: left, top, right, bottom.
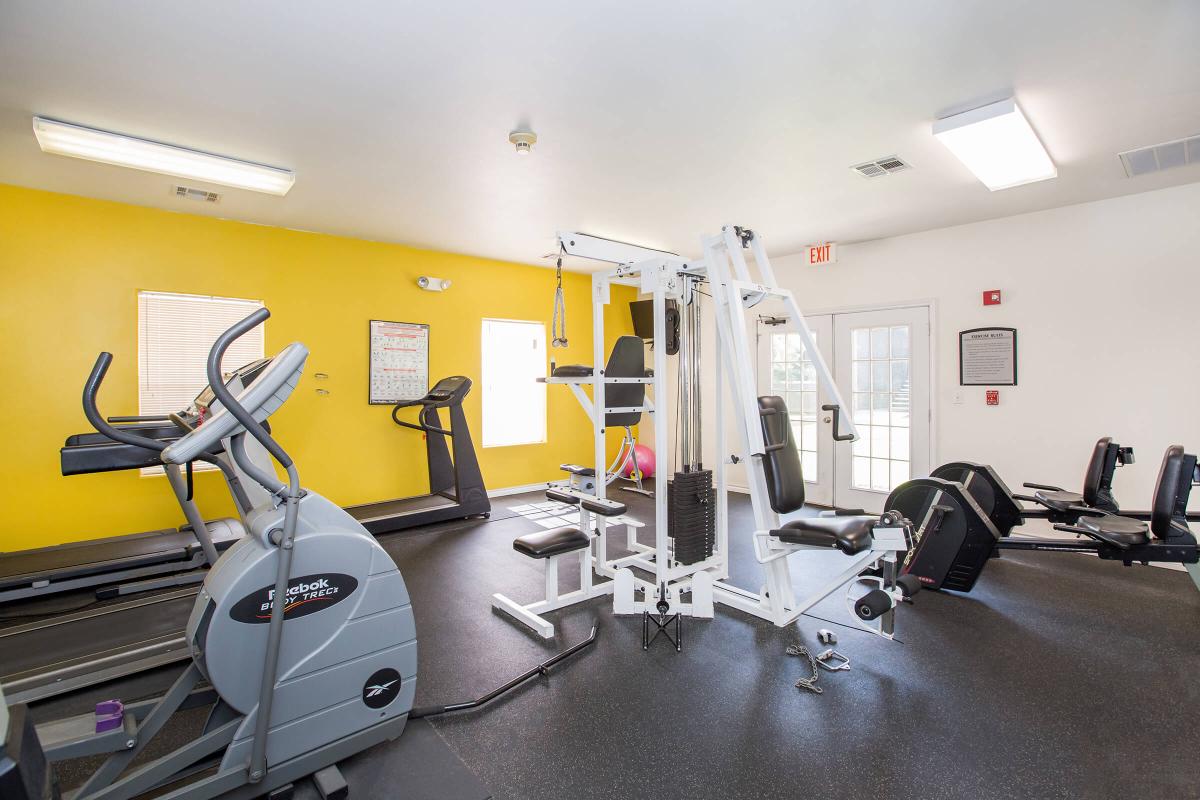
32, 117, 295, 196
932, 98, 1056, 191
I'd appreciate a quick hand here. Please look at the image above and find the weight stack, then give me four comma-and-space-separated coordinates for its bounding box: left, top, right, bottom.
668, 470, 715, 565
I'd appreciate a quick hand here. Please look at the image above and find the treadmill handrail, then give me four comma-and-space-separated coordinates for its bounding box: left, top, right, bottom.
391, 403, 453, 437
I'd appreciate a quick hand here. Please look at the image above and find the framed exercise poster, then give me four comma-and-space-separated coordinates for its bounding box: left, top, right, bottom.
369, 320, 429, 404
959, 327, 1017, 386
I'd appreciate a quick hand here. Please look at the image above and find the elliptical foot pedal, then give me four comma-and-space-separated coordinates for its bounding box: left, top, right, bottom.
312, 765, 349, 800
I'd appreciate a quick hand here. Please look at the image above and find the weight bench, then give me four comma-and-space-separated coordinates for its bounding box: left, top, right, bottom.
492, 490, 628, 638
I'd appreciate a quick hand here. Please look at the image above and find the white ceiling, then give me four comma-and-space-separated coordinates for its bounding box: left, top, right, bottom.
1, 1, 1198, 269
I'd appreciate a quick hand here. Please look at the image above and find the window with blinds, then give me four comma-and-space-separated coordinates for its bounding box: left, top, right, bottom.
138, 291, 264, 473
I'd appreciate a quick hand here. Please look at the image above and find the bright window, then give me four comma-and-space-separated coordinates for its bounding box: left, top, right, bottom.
850, 325, 911, 492
481, 319, 546, 448
769, 331, 819, 481
138, 291, 264, 471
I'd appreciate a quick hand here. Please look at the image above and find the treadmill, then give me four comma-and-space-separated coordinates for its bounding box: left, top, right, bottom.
0, 358, 276, 702
345, 376, 491, 534
0, 360, 274, 604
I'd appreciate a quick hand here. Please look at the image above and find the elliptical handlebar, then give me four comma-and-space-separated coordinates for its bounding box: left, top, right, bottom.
204, 308, 294, 473
83, 352, 169, 453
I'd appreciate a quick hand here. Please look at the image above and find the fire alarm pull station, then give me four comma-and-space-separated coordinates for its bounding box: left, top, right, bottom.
983, 290, 1002, 306
986, 390, 999, 406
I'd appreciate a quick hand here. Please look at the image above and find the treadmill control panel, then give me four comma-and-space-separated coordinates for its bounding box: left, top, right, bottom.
423, 376, 472, 406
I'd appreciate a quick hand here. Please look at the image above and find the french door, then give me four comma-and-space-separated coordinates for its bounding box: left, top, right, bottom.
757, 305, 930, 512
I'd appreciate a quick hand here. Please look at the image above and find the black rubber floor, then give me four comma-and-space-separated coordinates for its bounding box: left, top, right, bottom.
26, 490, 1200, 799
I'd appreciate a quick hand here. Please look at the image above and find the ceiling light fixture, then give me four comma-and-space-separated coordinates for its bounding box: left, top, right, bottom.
32, 117, 296, 195
509, 130, 537, 156
932, 98, 1056, 191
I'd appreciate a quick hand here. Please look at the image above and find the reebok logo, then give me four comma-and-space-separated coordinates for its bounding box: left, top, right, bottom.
229, 573, 359, 624
362, 668, 403, 709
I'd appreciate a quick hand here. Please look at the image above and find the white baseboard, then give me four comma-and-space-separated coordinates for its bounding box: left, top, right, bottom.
488, 482, 552, 499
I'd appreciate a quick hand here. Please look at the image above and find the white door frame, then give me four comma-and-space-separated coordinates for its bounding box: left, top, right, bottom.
755, 298, 938, 506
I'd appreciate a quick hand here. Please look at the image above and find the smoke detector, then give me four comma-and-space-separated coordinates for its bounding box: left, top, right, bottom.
851, 156, 911, 178
173, 184, 220, 203
1118, 135, 1200, 177
509, 130, 537, 156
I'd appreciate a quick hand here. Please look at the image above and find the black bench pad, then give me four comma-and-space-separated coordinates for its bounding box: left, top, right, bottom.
551, 364, 594, 377
1077, 514, 1149, 546
773, 516, 875, 555
513, 526, 591, 558
559, 464, 596, 477
581, 498, 626, 516
1034, 489, 1085, 512
545, 488, 580, 505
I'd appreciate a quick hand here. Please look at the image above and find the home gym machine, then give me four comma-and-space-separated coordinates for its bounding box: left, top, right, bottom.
492, 226, 918, 639
2, 309, 591, 800
345, 376, 490, 534
891, 445, 1200, 595
0, 360, 275, 605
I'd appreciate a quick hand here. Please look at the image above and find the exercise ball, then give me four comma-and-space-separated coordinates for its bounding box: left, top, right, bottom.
623, 444, 656, 478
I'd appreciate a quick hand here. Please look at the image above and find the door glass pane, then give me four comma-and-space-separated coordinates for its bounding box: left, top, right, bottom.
769, 330, 821, 485
849, 324, 912, 493
853, 362, 870, 392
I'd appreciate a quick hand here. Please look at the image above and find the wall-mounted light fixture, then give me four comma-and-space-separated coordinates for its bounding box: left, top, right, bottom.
417, 276, 452, 292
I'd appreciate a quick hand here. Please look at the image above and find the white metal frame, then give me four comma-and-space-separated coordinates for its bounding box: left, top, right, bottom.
495, 226, 912, 637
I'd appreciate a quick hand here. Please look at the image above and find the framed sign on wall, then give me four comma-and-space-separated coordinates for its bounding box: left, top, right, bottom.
959, 327, 1017, 386
369, 320, 429, 404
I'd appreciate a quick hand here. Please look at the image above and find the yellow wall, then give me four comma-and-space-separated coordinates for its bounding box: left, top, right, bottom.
0, 183, 635, 549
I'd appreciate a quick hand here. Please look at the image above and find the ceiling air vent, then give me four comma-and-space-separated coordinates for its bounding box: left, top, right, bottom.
852, 155, 911, 179
173, 185, 221, 203
1118, 135, 1200, 177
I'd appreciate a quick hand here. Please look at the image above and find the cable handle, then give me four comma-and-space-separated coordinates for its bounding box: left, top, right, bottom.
204, 308, 294, 470
821, 404, 855, 442
83, 353, 167, 453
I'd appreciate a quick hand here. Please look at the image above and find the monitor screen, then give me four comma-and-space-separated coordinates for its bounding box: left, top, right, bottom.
630, 299, 677, 340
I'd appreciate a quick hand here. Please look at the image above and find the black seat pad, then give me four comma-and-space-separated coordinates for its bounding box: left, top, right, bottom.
1077, 514, 1149, 546
551, 364, 593, 377
773, 516, 875, 555
545, 488, 580, 505
581, 498, 626, 517
1034, 489, 1084, 512
513, 526, 591, 558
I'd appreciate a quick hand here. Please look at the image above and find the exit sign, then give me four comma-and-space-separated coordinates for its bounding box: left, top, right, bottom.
805, 242, 837, 265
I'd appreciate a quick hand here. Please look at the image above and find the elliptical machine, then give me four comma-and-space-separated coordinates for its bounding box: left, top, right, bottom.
12, 309, 592, 800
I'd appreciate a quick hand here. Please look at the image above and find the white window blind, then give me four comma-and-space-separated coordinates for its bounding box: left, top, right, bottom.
138, 292, 264, 474
481, 319, 547, 448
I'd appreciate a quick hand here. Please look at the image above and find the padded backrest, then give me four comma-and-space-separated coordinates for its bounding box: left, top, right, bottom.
604, 336, 648, 427
758, 395, 805, 513
1150, 445, 1194, 538
1081, 437, 1119, 509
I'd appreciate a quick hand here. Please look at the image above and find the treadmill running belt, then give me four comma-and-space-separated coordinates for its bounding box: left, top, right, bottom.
0, 529, 197, 590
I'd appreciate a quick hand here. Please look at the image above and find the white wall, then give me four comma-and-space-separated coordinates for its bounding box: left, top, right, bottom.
768, 181, 1200, 513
